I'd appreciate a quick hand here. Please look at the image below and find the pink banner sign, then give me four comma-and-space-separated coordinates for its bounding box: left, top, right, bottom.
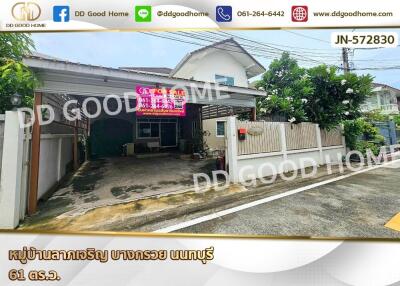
136, 85, 186, 117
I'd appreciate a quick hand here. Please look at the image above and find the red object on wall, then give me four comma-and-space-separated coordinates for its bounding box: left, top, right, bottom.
238, 128, 246, 140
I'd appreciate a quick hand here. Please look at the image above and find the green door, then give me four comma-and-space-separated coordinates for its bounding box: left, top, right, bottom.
90, 118, 133, 157
160, 122, 177, 147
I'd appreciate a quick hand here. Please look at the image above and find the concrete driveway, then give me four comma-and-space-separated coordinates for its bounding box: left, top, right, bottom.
174, 162, 400, 238
23, 156, 215, 221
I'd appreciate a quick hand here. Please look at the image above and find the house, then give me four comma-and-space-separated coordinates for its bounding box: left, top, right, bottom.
361, 83, 400, 115
170, 38, 265, 152
119, 39, 266, 153
9, 38, 266, 217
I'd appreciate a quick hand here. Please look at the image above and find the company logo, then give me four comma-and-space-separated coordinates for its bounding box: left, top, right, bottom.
53, 6, 70, 22
216, 6, 232, 22
135, 6, 152, 22
11, 2, 41, 21
292, 6, 308, 22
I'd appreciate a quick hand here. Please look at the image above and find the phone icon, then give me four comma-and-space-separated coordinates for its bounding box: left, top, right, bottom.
216, 6, 232, 22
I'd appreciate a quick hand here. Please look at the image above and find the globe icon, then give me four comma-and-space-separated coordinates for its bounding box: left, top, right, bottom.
292, 7, 307, 21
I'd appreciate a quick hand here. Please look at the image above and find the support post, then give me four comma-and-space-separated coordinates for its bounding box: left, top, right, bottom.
73, 120, 79, 170
250, 107, 256, 121
198, 105, 203, 131
85, 117, 90, 162
27, 92, 42, 215
0, 111, 25, 228
226, 116, 238, 183
57, 137, 62, 181
342, 47, 350, 73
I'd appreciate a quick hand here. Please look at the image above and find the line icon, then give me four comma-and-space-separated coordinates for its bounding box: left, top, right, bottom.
135, 6, 152, 22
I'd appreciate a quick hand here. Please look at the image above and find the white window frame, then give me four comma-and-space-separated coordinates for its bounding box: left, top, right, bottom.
215, 74, 235, 86
136, 118, 178, 140
136, 122, 160, 139
216, 120, 226, 137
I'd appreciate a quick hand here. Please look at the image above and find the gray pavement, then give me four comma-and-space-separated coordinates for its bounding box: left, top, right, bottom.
175, 164, 400, 238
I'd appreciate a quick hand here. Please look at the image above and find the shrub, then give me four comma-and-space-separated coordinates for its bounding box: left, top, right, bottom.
343, 118, 384, 156
394, 115, 400, 127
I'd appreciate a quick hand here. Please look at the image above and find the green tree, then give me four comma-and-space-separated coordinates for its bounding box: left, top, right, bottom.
256, 53, 373, 130
255, 52, 312, 123
0, 33, 37, 113
305, 65, 373, 129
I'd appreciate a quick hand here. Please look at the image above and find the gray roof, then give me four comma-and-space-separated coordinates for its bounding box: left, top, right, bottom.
170, 38, 266, 79
31, 51, 64, 61
119, 67, 172, 75
24, 54, 266, 98
373, 83, 400, 95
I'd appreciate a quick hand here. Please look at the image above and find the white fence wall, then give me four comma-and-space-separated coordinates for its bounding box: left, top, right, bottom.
226, 117, 346, 182
0, 112, 25, 228
37, 135, 73, 199
0, 115, 5, 181
0, 111, 74, 229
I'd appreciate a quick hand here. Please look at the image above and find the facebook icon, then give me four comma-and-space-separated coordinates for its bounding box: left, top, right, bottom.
53, 6, 70, 22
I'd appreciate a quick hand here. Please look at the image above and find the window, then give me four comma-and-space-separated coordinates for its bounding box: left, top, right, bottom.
136, 118, 177, 138
216, 121, 226, 137
138, 122, 159, 138
215, 74, 234, 86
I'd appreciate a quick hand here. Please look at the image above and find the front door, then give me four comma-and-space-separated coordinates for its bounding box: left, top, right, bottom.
160, 123, 177, 147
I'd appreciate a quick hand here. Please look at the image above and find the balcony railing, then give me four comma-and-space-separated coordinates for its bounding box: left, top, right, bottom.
360, 103, 399, 114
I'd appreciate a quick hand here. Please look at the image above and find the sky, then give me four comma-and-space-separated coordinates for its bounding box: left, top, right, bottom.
31, 29, 400, 88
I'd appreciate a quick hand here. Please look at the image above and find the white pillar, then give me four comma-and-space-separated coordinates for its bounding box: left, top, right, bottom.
341, 124, 347, 154
377, 93, 381, 109
316, 124, 323, 165
0, 111, 25, 229
279, 123, 288, 160
226, 116, 238, 183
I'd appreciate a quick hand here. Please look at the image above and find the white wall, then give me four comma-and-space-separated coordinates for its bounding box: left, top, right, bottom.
0, 111, 73, 228
37, 135, 73, 199
0, 115, 5, 180
0, 112, 24, 228
174, 51, 249, 87
236, 148, 346, 181
226, 117, 346, 183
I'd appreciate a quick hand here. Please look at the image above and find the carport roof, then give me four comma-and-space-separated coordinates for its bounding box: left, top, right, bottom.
24, 54, 266, 98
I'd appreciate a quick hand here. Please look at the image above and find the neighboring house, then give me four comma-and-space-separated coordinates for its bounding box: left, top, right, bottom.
398, 93, 400, 111
361, 83, 400, 115
171, 38, 266, 151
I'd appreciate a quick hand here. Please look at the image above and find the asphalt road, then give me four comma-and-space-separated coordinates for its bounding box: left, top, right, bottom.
175, 163, 400, 238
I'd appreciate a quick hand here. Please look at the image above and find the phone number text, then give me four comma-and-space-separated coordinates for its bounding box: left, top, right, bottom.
237, 11, 285, 17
